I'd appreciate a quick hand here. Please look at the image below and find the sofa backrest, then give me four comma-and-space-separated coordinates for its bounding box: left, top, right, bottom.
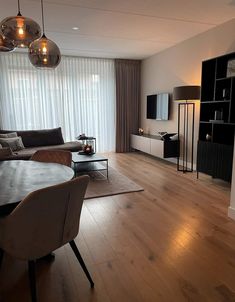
0, 127, 64, 147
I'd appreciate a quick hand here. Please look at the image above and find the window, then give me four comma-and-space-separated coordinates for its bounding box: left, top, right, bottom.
0, 54, 116, 152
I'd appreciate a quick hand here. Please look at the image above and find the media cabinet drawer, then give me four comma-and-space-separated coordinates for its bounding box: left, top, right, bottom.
131, 134, 150, 153
150, 138, 164, 158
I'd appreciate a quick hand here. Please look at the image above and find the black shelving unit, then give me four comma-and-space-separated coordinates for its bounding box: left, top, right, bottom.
197, 52, 235, 182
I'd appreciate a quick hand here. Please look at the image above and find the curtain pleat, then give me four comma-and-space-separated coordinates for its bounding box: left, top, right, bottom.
115, 59, 141, 152
0, 53, 116, 152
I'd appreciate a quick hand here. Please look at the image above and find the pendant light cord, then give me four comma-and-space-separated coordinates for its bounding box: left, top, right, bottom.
41, 0, 45, 35
17, 0, 21, 15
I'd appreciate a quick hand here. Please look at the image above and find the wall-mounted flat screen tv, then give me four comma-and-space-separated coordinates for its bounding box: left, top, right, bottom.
147, 94, 157, 119
146, 93, 169, 120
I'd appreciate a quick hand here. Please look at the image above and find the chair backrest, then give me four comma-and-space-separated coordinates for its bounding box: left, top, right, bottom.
30, 150, 72, 167
0, 175, 89, 260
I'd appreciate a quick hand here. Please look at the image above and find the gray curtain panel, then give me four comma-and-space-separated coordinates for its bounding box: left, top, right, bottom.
115, 59, 141, 152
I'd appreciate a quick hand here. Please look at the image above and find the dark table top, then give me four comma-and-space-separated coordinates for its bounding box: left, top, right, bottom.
0, 160, 74, 216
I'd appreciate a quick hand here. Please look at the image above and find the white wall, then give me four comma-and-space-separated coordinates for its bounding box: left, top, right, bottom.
141, 18, 235, 217
141, 18, 235, 162
141, 17, 235, 133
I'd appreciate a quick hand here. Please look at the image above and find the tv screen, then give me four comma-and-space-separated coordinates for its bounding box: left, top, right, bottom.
147, 95, 157, 119
146, 93, 169, 120
156, 93, 169, 120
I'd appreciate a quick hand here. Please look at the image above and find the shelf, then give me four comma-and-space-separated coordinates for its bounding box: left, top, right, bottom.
216, 77, 233, 81
198, 52, 235, 181
75, 162, 107, 172
201, 100, 230, 103
200, 121, 235, 125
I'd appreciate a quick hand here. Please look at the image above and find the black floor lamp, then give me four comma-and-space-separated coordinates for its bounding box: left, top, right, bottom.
173, 85, 200, 173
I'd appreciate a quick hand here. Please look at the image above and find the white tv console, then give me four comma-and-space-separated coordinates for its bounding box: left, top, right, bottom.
131, 134, 179, 159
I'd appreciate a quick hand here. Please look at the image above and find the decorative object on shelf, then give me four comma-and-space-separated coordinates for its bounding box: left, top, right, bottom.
227, 59, 235, 77
214, 109, 223, 121
0, 0, 41, 48
209, 109, 224, 123
82, 144, 94, 155
0, 34, 15, 52
222, 88, 230, 100
173, 85, 201, 173
28, 0, 61, 68
158, 131, 174, 141
206, 134, 212, 141
138, 128, 144, 135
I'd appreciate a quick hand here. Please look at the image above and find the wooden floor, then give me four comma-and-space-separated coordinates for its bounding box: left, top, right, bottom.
1, 152, 235, 302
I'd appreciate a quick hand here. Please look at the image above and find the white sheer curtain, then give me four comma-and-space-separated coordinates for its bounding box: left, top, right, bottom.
0, 53, 116, 152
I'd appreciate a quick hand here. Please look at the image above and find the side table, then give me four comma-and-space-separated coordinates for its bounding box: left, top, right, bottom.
72, 153, 108, 179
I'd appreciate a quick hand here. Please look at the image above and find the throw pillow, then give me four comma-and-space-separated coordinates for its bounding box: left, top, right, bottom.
0, 132, 17, 138
0, 147, 13, 159
0, 137, 25, 151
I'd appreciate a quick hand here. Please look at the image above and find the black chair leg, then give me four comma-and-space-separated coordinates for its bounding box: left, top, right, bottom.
28, 260, 37, 302
69, 240, 94, 288
0, 248, 4, 269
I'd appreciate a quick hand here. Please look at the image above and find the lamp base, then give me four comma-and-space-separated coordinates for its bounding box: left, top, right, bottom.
177, 167, 193, 173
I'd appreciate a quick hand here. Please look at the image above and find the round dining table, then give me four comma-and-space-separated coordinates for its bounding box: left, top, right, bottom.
0, 160, 74, 216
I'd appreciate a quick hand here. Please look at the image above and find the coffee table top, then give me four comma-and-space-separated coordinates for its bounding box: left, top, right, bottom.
72, 153, 108, 163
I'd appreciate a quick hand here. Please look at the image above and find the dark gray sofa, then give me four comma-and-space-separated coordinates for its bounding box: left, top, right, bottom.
0, 127, 82, 160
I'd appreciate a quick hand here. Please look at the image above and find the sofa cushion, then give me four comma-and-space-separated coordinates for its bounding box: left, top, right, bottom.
0, 128, 64, 147
8, 141, 82, 160
0, 137, 25, 151
18, 128, 65, 147
0, 128, 82, 161
0, 147, 13, 159
0, 127, 64, 148
0, 132, 17, 138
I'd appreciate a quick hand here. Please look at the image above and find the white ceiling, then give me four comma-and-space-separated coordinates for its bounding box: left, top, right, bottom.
1, 0, 235, 59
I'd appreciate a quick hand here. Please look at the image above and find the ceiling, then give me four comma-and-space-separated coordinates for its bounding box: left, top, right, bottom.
1, 0, 235, 59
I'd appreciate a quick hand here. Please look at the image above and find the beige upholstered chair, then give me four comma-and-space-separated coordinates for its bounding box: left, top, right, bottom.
0, 175, 93, 302
30, 150, 72, 167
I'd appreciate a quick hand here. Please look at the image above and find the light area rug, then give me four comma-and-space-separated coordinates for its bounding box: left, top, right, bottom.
84, 166, 144, 199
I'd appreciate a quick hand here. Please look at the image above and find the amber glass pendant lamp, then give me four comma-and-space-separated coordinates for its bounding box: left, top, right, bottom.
0, 0, 41, 48
28, 0, 61, 68
0, 34, 15, 52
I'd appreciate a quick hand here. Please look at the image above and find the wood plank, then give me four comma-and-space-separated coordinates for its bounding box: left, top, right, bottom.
0, 152, 234, 302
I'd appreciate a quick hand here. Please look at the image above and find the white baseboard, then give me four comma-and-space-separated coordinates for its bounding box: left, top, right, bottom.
228, 206, 235, 220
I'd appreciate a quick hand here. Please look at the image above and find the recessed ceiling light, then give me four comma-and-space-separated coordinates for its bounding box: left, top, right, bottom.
72, 27, 79, 30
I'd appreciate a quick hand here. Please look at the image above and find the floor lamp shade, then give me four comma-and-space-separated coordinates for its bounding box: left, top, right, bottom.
173, 85, 200, 173
173, 86, 201, 101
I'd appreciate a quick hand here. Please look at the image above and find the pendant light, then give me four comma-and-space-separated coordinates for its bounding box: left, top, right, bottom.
0, 34, 15, 52
0, 0, 41, 48
28, 0, 61, 68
